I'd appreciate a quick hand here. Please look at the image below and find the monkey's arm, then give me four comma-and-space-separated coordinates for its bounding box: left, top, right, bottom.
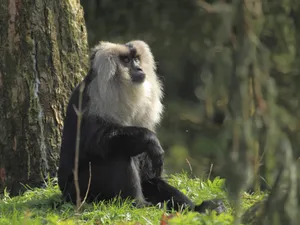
82, 115, 164, 160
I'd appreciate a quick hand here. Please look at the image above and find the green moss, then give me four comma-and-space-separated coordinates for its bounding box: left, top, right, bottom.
3, 53, 17, 88
25, 35, 34, 48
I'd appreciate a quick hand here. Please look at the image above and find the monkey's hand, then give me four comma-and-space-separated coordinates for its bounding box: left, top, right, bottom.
146, 135, 165, 177
195, 199, 226, 214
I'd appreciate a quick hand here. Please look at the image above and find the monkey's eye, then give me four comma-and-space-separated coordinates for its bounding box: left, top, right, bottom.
120, 55, 131, 64
135, 55, 141, 62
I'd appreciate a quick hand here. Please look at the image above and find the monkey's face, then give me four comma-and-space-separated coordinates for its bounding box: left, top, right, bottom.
118, 44, 145, 84
91, 40, 156, 86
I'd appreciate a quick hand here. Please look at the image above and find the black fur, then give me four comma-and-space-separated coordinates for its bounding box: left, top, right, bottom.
57, 69, 225, 214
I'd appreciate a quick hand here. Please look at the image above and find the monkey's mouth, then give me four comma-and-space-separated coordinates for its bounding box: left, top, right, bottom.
131, 71, 146, 83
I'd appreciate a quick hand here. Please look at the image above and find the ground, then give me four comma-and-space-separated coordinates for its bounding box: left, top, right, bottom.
0, 173, 265, 225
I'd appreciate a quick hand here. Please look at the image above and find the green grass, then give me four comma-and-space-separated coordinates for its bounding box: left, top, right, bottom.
0, 173, 265, 225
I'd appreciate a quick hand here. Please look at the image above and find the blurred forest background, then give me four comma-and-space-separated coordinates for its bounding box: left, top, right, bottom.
80, 0, 300, 189
1, 0, 300, 223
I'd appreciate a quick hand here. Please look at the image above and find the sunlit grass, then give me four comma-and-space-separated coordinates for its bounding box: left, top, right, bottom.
0, 173, 265, 225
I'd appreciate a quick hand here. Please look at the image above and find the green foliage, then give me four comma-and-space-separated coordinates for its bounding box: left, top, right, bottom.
0, 174, 264, 225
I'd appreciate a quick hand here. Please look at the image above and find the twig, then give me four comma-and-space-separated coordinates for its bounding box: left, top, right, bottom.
78, 161, 92, 211
185, 158, 193, 175
207, 163, 214, 180
73, 82, 85, 212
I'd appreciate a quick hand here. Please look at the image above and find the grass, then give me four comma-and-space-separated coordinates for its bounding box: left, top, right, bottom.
0, 173, 265, 225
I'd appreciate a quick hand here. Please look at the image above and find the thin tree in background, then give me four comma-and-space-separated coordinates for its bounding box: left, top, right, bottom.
200, 0, 299, 224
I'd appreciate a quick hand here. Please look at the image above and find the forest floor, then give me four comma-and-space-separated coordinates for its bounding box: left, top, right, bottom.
0, 173, 265, 225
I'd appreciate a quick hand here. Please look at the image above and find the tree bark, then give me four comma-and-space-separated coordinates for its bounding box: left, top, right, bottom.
0, 0, 89, 195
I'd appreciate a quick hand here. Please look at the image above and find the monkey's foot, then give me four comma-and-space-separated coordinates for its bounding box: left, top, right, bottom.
194, 199, 226, 215
132, 200, 152, 208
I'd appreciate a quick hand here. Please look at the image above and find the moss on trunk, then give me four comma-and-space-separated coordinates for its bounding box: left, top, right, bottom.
0, 0, 89, 195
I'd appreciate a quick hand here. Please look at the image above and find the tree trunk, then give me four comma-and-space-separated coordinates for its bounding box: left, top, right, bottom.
0, 0, 89, 195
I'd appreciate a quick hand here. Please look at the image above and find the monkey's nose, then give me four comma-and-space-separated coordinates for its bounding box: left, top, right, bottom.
131, 71, 146, 83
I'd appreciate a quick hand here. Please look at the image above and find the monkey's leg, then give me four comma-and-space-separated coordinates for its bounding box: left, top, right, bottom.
63, 158, 147, 205
142, 177, 225, 214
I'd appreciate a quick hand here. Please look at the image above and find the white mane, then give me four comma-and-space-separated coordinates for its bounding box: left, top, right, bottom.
86, 40, 164, 131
